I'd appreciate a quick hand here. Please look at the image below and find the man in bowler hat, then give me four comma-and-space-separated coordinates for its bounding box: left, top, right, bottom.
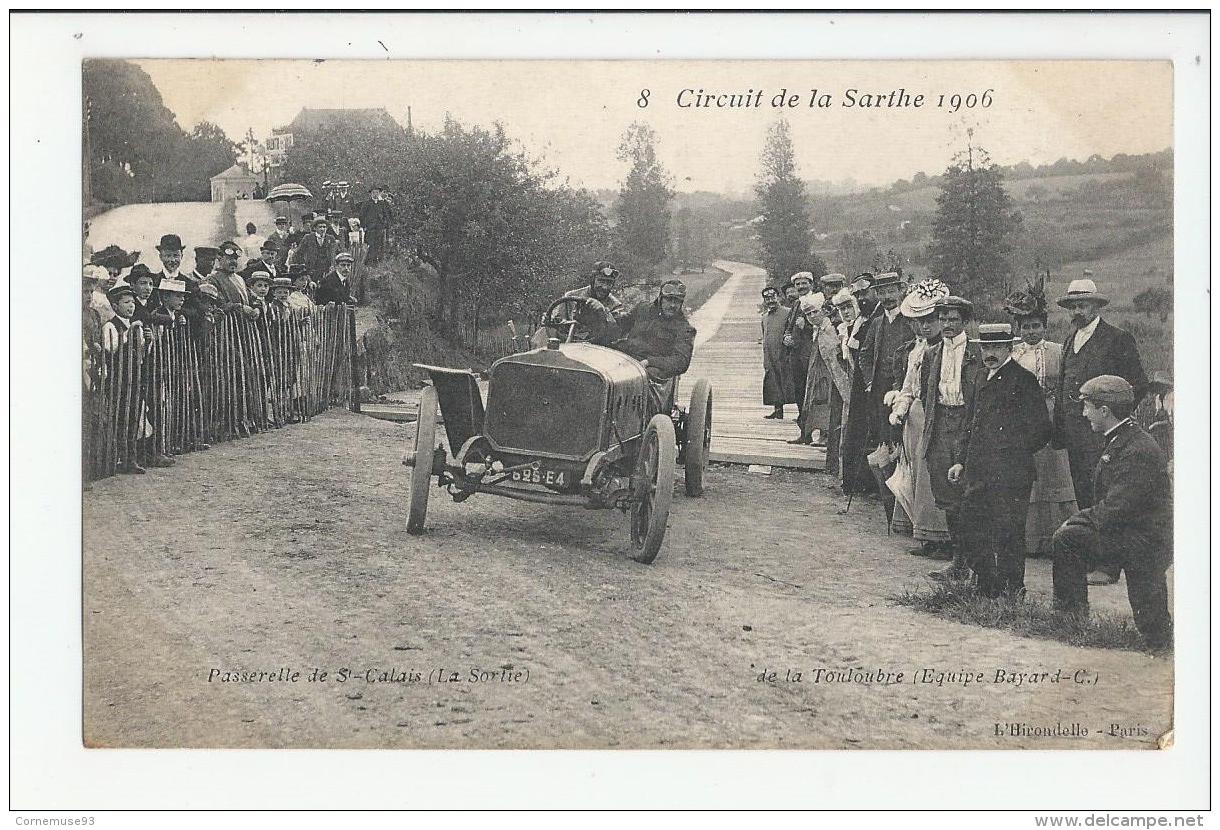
947, 324, 1051, 597
1051, 375, 1172, 650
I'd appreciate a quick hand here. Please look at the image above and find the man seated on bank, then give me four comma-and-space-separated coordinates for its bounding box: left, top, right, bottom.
553, 260, 628, 345
612, 279, 697, 400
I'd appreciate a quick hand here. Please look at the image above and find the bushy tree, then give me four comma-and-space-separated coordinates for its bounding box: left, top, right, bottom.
83, 60, 236, 204
287, 114, 609, 334
754, 119, 822, 283
612, 122, 674, 280
928, 137, 1023, 304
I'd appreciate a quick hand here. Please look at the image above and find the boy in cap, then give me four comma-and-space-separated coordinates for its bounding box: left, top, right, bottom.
245, 270, 273, 317
269, 277, 293, 312
128, 265, 174, 327
946, 323, 1051, 597
151, 279, 191, 328
1051, 375, 1172, 650
315, 251, 358, 306
102, 284, 139, 354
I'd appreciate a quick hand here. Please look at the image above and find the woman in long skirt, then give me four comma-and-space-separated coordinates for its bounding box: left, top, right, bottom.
886, 280, 952, 551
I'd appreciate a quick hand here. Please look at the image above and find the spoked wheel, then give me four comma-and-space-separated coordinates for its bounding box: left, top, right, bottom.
630, 414, 676, 564
407, 385, 439, 535
684, 378, 713, 496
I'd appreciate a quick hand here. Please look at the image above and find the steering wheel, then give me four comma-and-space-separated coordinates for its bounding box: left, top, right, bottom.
544, 297, 584, 344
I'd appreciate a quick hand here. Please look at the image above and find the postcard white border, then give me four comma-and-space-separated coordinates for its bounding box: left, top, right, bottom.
8, 10, 1210, 814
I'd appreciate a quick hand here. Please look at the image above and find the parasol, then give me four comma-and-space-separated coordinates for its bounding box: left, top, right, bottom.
266, 183, 314, 202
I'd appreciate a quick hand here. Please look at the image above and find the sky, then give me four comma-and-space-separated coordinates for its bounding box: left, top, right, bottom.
137, 59, 1173, 196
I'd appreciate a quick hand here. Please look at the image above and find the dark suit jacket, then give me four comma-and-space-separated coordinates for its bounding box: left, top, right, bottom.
1054, 318, 1147, 447
290, 232, 338, 280
1076, 420, 1171, 549
315, 270, 357, 306
919, 336, 982, 451
953, 358, 1051, 491
859, 308, 914, 442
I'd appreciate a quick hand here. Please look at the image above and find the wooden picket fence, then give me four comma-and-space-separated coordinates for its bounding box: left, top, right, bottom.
83, 305, 357, 481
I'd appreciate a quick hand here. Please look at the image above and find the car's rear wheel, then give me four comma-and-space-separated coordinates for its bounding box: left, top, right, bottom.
684, 378, 713, 496
407, 385, 439, 535
630, 414, 676, 564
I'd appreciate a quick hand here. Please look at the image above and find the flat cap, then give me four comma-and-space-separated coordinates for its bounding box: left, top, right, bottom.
107, 284, 135, 302
1078, 375, 1134, 407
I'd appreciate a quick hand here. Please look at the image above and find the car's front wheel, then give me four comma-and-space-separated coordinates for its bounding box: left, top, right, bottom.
630, 413, 676, 564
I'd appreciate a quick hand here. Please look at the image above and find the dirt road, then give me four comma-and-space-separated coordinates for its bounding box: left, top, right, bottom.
83, 410, 1172, 749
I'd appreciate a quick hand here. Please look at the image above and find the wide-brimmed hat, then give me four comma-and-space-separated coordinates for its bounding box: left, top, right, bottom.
798, 292, 827, 313
969, 322, 1020, 344
1056, 278, 1109, 308
156, 233, 184, 252
90, 245, 140, 271
82, 264, 110, 284
126, 264, 155, 284
900, 278, 950, 318
1147, 370, 1173, 393
871, 271, 902, 289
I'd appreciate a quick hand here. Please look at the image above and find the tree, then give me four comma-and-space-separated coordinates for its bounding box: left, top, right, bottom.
928, 134, 1023, 304
612, 122, 674, 280
83, 60, 237, 204
754, 119, 823, 283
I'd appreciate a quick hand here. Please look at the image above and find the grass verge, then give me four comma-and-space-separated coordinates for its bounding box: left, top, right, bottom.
891, 580, 1152, 653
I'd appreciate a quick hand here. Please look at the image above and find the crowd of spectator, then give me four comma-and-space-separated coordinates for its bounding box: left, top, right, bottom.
764, 268, 1174, 651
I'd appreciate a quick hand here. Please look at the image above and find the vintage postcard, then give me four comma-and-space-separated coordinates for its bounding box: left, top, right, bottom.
12, 10, 1210, 812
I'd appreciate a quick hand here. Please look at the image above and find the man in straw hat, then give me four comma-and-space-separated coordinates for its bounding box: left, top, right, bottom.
946, 323, 1051, 597
1051, 375, 1172, 650
1053, 276, 1147, 586
923, 295, 982, 581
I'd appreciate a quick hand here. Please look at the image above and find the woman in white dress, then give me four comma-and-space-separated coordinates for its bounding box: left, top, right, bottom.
1005, 280, 1078, 557
886, 279, 952, 552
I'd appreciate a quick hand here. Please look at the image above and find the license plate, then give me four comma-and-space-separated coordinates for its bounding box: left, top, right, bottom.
510, 466, 568, 486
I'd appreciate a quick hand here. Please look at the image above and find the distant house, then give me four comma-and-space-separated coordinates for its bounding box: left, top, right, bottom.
265, 107, 402, 170
210, 164, 258, 202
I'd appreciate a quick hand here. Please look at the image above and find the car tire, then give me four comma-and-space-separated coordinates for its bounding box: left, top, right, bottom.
630, 413, 676, 564
407, 385, 438, 534
684, 378, 712, 496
